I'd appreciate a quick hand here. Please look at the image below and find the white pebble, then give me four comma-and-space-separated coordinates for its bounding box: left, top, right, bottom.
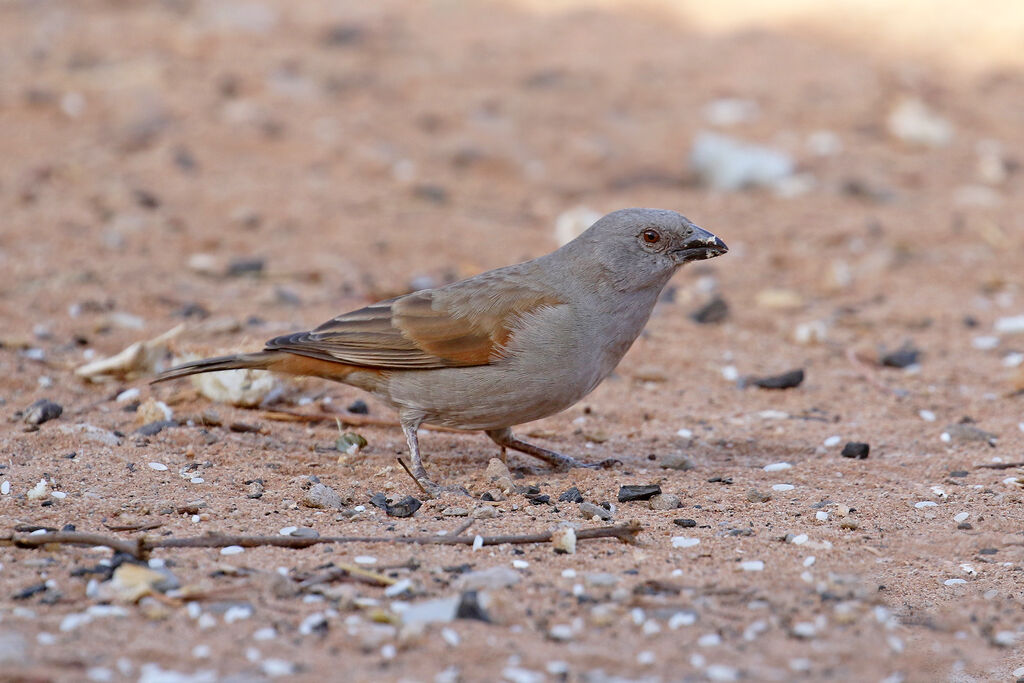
86, 667, 113, 682
690, 654, 706, 668
253, 627, 277, 641
792, 622, 817, 638
220, 545, 244, 555
642, 619, 661, 635
763, 462, 792, 472
51, 491, 67, 499
441, 627, 461, 646
994, 631, 1016, 647
790, 534, 808, 545
549, 624, 574, 641
971, 335, 999, 350
0, 481, 9, 495
815, 511, 829, 522
37, 633, 56, 645
758, 410, 789, 420
187, 602, 202, 619
191, 514, 201, 524
721, 365, 739, 381
1002, 352, 1023, 367
790, 658, 812, 672
823, 435, 842, 447
672, 536, 700, 548
224, 605, 253, 623
668, 612, 696, 629
190, 477, 204, 484
262, 659, 297, 677
630, 608, 646, 625
384, 579, 412, 598
772, 484, 794, 492
115, 388, 140, 403
697, 633, 722, 647
706, 664, 739, 682
960, 564, 976, 576
1002, 477, 1020, 486
740, 560, 764, 572
994, 315, 1024, 334
914, 501, 938, 509
676, 428, 693, 439
561, 569, 576, 579
192, 645, 211, 658
940, 432, 952, 443
930, 486, 947, 498
918, 410, 936, 422
512, 559, 529, 569
354, 556, 377, 565
803, 556, 816, 567
353, 505, 366, 512
26, 479, 48, 500
953, 512, 969, 523
636, 651, 656, 665
472, 535, 484, 551
148, 462, 168, 471
944, 578, 967, 586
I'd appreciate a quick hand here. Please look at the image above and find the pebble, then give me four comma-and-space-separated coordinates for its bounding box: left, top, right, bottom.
668, 612, 697, 629
914, 501, 938, 509
689, 296, 729, 324
944, 578, 967, 586
220, 546, 244, 555
579, 501, 612, 520
841, 442, 870, 459
484, 458, 516, 494
23, 399, 63, 426
354, 556, 377, 565
558, 486, 584, 503
971, 335, 999, 350
823, 435, 842, 447
0, 481, 9, 495
471, 505, 498, 519
771, 484, 794, 492
673, 518, 697, 528
746, 368, 804, 390
994, 315, 1024, 334
26, 479, 48, 500
137, 420, 177, 437
659, 453, 696, 470
919, 410, 937, 422
690, 131, 795, 191
147, 462, 168, 471
880, 346, 920, 368
763, 462, 792, 472
942, 424, 997, 445
648, 493, 681, 510
792, 622, 817, 638
302, 483, 344, 510
739, 561, 764, 572
383, 495, 422, 518
136, 398, 173, 425
746, 489, 771, 503
887, 98, 953, 147
512, 560, 529, 569
672, 537, 700, 548
697, 633, 722, 647
551, 527, 576, 554
442, 507, 469, 517
676, 428, 694, 439
618, 484, 661, 502
815, 511, 829, 522
954, 512, 969, 523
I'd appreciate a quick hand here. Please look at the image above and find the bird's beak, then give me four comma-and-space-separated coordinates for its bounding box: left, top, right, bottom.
672, 226, 728, 263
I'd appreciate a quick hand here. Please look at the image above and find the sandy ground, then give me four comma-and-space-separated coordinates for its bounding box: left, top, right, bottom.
2, 1, 1024, 682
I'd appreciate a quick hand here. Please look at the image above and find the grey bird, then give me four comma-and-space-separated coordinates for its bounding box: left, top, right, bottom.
153, 208, 728, 494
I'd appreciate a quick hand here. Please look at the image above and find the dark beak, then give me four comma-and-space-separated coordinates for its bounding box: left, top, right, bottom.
673, 226, 728, 263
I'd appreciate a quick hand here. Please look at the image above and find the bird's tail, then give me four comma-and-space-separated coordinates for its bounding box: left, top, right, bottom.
150, 351, 282, 384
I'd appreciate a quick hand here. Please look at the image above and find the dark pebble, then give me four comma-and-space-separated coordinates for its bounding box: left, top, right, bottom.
558, 486, 584, 503
480, 491, 496, 502
133, 188, 160, 210
978, 548, 998, 555
136, 420, 178, 436
229, 421, 261, 433
747, 368, 805, 390
456, 590, 491, 622
226, 258, 265, 277
957, 522, 973, 530
526, 494, 550, 505
689, 296, 729, 324
23, 399, 63, 426
673, 519, 697, 528
708, 476, 733, 485
841, 442, 870, 459
618, 484, 662, 502
347, 399, 369, 414
321, 23, 365, 47
385, 495, 422, 518
13, 583, 48, 600
949, 470, 969, 478
61, 523, 75, 532
412, 184, 449, 204
880, 345, 921, 368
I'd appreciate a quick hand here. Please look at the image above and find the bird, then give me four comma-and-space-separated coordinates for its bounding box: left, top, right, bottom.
152, 208, 727, 494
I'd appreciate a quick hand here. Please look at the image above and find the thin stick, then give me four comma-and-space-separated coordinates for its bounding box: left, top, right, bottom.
975, 462, 1024, 470
449, 519, 475, 538
396, 457, 430, 496
3, 522, 642, 561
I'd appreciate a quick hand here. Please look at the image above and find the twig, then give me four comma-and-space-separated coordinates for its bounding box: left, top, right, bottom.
975, 462, 1024, 470
3, 522, 642, 561
103, 521, 163, 532
262, 409, 461, 432
396, 457, 430, 496
449, 519, 475, 538
297, 563, 396, 589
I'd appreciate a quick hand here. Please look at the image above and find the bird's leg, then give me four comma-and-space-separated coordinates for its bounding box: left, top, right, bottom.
401, 416, 470, 498
485, 428, 617, 470
499, 446, 508, 464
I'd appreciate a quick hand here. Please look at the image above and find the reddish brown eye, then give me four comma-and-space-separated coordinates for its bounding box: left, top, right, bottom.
642, 229, 661, 244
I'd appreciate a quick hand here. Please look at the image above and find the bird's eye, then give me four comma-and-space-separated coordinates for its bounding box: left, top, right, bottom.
642, 229, 661, 244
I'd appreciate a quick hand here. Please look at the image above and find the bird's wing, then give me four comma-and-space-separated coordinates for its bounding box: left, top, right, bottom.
264, 279, 563, 370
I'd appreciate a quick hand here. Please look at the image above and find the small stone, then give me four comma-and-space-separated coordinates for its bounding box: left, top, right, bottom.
26, 479, 49, 500
335, 432, 367, 456
745, 368, 804, 390
346, 399, 369, 414
659, 453, 696, 470
763, 462, 792, 472
953, 512, 969, 523
739, 560, 765, 572
841, 442, 870, 459
302, 483, 344, 509
618, 484, 661, 502
226, 258, 265, 277
746, 489, 771, 503
484, 458, 515, 494
147, 462, 168, 471
772, 484, 795, 492
384, 495, 422, 518
579, 501, 612, 520
551, 527, 576, 554
632, 365, 668, 383
673, 518, 697, 528
558, 486, 584, 503
23, 399, 63, 426
880, 346, 921, 368
471, 505, 498, 519
648, 493, 681, 510
689, 296, 729, 324
943, 423, 997, 446
887, 98, 953, 148
672, 536, 700, 548
289, 527, 319, 539
442, 507, 469, 517
136, 398, 172, 425
136, 420, 177, 437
